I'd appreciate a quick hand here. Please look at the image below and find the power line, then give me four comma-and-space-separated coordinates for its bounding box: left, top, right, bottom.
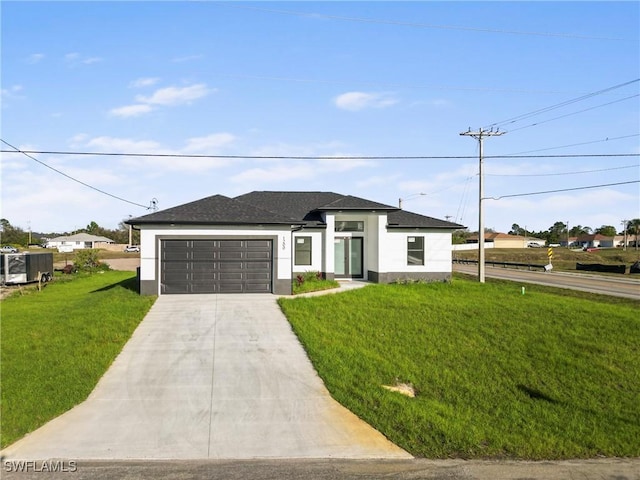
484, 79, 640, 130
505, 133, 640, 155
1, 148, 638, 160
506, 94, 639, 133
485, 180, 640, 200
223, 4, 633, 41
486, 164, 639, 177
1, 140, 152, 210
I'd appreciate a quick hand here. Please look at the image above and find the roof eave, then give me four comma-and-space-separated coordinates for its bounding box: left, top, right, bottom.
128, 220, 304, 227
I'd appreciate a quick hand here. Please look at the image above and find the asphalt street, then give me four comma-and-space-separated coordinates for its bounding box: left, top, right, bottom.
453, 264, 640, 300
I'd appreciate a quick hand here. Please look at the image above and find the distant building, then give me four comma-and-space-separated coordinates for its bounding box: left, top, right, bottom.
574, 234, 615, 249
46, 233, 115, 251
465, 232, 545, 248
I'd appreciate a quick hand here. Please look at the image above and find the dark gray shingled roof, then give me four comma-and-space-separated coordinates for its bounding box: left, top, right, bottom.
235, 191, 399, 227
128, 194, 301, 225
387, 209, 464, 229
234, 191, 343, 226
238, 191, 462, 229
128, 191, 464, 229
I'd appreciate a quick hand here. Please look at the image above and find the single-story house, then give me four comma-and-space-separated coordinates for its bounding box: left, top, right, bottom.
45, 233, 115, 251
127, 191, 464, 295
466, 232, 545, 248
575, 234, 615, 249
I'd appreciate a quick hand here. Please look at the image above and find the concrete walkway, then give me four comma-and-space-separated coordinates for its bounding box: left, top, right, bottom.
2, 292, 409, 460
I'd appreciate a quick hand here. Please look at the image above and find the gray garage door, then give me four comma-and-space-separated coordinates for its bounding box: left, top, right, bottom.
161, 239, 272, 294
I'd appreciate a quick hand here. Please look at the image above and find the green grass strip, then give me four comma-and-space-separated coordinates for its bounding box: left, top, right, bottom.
1, 272, 156, 448
278, 278, 640, 459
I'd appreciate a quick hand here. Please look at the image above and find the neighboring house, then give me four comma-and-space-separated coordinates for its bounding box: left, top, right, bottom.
46, 233, 115, 251
575, 234, 615, 249
127, 191, 464, 295
561, 237, 579, 248
465, 232, 545, 248
613, 235, 631, 248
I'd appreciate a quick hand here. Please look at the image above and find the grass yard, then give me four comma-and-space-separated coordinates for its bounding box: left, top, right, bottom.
0, 271, 156, 448
278, 277, 640, 459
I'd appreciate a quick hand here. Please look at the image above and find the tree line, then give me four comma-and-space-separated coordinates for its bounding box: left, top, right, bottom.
452, 219, 640, 245
506, 220, 640, 245
0, 219, 140, 247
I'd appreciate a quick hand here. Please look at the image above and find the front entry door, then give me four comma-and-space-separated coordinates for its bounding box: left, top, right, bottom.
334, 237, 363, 278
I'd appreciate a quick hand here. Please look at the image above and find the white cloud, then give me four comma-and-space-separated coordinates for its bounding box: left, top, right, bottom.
231, 157, 372, 184
85, 136, 163, 153
334, 91, 398, 111
136, 84, 212, 106
129, 77, 160, 88
1, 85, 24, 99
109, 104, 154, 118
26, 53, 45, 64
231, 163, 317, 183
184, 133, 236, 152
75, 135, 233, 172
64, 52, 103, 66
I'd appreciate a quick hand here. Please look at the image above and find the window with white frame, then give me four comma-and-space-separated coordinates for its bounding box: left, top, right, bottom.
294, 236, 312, 265
407, 236, 424, 265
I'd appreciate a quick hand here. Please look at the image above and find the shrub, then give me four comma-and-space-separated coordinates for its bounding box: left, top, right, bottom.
73, 249, 110, 273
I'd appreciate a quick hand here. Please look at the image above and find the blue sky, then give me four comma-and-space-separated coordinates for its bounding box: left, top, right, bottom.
1, 1, 639, 235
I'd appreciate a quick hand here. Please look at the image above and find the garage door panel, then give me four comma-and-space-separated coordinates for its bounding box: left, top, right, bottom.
191, 261, 216, 272
160, 239, 273, 294
192, 272, 219, 281
218, 284, 244, 293
218, 250, 244, 260
219, 240, 244, 249
244, 282, 271, 292
245, 261, 271, 271
191, 251, 216, 261
219, 272, 243, 281
191, 284, 217, 294
245, 251, 271, 260
163, 249, 190, 261
245, 272, 271, 280
217, 261, 245, 271
162, 262, 189, 272
246, 240, 272, 249
162, 280, 191, 294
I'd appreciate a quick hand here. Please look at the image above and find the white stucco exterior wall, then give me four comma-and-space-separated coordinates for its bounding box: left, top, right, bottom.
379, 229, 453, 273
292, 230, 323, 273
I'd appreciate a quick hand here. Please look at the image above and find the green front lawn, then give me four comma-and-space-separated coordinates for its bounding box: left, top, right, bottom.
0, 272, 156, 448
278, 278, 640, 459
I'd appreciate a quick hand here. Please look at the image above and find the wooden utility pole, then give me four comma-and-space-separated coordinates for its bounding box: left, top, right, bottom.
460, 128, 505, 283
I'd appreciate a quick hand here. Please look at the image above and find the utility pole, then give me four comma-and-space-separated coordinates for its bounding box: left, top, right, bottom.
460, 128, 505, 283
128, 215, 133, 246
621, 219, 628, 251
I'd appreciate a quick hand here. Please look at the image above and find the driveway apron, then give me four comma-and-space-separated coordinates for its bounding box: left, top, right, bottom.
2, 295, 411, 460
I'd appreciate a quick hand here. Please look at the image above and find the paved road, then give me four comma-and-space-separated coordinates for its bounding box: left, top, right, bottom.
1, 295, 408, 460
3, 458, 639, 480
454, 264, 640, 300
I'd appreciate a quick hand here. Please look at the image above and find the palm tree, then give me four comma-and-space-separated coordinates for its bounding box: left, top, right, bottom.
628, 219, 640, 251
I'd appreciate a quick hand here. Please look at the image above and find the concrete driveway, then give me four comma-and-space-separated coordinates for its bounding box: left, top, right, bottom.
2, 294, 410, 460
